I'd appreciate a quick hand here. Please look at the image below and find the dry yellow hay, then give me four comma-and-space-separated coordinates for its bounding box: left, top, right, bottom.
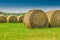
0, 15, 7, 23
23, 10, 49, 28
47, 10, 60, 27
46, 10, 55, 27
46, 10, 55, 22
7, 15, 18, 23
17, 15, 23, 23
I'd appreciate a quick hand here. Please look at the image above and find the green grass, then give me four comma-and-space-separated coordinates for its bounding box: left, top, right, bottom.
0, 23, 60, 40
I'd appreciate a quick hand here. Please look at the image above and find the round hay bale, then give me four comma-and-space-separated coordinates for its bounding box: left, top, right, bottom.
23, 10, 49, 28
7, 15, 18, 23
48, 10, 60, 27
46, 10, 55, 27
0, 15, 7, 23
46, 10, 55, 22
17, 15, 23, 23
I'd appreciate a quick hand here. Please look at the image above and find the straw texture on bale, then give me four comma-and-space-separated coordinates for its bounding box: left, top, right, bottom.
0, 15, 7, 23
17, 15, 23, 23
47, 10, 60, 27
23, 10, 49, 28
46, 10, 55, 22
7, 15, 17, 23
46, 10, 55, 27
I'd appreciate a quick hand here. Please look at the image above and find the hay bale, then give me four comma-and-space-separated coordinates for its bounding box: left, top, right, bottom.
46, 10, 55, 22
47, 10, 60, 27
46, 10, 55, 27
23, 10, 49, 28
7, 15, 18, 23
0, 15, 7, 23
17, 15, 23, 23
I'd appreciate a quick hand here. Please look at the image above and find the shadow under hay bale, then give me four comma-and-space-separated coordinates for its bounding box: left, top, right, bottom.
7, 15, 18, 23
17, 15, 23, 23
49, 23, 51, 27
23, 10, 49, 28
0, 15, 7, 23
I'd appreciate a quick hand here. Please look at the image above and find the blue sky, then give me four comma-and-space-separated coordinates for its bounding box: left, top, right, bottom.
0, 0, 60, 13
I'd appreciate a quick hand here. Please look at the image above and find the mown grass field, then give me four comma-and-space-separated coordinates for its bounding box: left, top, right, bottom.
0, 23, 60, 40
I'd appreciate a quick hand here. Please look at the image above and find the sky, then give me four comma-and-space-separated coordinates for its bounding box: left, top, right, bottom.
0, 0, 60, 13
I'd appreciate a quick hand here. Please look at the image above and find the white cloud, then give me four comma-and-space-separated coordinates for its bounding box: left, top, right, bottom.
0, 8, 28, 13
0, 7, 60, 13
